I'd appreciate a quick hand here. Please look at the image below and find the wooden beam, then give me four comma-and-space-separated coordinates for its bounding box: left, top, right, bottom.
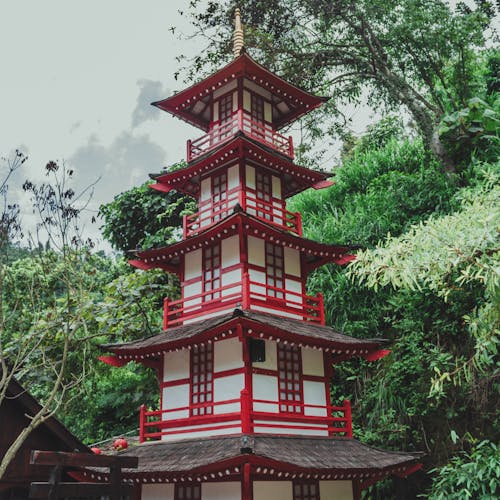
30, 450, 138, 468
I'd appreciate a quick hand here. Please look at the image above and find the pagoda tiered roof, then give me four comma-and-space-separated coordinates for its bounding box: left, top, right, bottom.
99, 309, 389, 364
128, 211, 356, 274
150, 135, 333, 198
78, 434, 422, 484
152, 53, 327, 131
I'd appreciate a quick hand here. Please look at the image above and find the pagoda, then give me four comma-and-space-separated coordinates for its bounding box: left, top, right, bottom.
96, 11, 422, 499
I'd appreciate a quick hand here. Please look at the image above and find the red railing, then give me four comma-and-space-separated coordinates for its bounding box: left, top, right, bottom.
139, 391, 352, 442
163, 273, 324, 329
183, 192, 302, 238
187, 110, 294, 162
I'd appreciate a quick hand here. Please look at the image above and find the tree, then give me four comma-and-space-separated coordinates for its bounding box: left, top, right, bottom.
181, 0, 497, 173
99, 162, 194, 253
0, 159, 99, 479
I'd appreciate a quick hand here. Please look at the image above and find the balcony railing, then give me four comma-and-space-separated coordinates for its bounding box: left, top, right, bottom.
183, 193, 302, 238
139, 391, 352, 442
163, 273, 324, 329
187, 110, 294, 162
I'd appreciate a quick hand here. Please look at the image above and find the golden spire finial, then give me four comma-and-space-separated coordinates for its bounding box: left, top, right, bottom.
233, 8, 244, 58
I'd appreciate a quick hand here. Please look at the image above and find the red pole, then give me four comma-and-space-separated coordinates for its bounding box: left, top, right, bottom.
163, 297, 169, 330
288, 135, 294, 159
187, 139, 192, 162
241, 389, 252, 433
183, 214, 188, 238
295, 212, 302, 236
238, 109, 244, 132
242, 273, 250, 310
344, 400, 353, 438
242, 462, 252, 500
318, 292, 325, 325
139, 405, 146, 443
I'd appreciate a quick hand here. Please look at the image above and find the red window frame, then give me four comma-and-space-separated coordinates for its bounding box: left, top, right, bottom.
256, 169, 272, 220
265, 242, 284, 300
212, 171, 228, 222
218, 93, 233, 140
251, 93, 264, 122
293, 480, 320, 500
278, 343, 303, 414
190, 343, 214, 417
202, 243, 221, 303
175, 484, 201, 500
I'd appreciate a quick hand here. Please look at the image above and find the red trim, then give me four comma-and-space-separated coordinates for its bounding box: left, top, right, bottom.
362, 349, 391, 362
394, 462, 423, 478
150, 136, 330, 199
98, 355, 127, 367
152, 53, 326, 132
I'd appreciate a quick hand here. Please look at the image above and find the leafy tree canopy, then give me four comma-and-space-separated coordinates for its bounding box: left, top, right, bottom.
181, 0, 498, 172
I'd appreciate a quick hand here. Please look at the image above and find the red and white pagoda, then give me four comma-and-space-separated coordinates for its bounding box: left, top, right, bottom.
98, 11, 422, 499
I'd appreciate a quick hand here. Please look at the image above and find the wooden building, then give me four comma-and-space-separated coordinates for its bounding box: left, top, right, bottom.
0, 378, 90, 499
98, 10, 422, 499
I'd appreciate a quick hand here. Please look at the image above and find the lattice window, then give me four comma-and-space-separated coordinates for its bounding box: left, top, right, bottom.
212, 171, 228, 222
202, 243, 221, 302
256, 169, 272, 220
278, 343, 303, 413
175, 484, 201, 500
293, 481, 320, 500
251, 93, 264, 122
190, 344, 213, 416
218, 93, 233, 140
266, 242, 284, 300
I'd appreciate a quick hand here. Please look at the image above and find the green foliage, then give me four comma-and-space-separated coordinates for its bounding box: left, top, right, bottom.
99, 167, 195, 252
429, 440, 500, 499
183, 0, 498, 171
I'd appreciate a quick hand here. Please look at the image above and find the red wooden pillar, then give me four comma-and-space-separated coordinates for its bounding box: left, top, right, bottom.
241, 389, 252, 433
344, 399, 353, 438
242, 462, 253, 500
139, 405, 146, 443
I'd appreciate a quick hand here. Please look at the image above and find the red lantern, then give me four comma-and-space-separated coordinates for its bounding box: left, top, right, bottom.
113, 438, 128, 451
90, 447, 101, 454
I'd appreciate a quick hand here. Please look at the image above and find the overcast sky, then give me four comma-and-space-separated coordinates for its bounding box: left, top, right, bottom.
1, 0, 376, 251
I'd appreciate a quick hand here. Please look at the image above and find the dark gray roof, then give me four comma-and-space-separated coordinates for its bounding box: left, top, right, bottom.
101, 309, 386, 357
117, 434, 421, 474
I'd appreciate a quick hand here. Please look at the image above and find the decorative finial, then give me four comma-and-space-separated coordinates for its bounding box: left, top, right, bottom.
233, 8, 244, 58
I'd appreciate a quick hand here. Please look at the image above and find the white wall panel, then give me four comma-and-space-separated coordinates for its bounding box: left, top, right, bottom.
203, 481, 241, 500
301, 347, 324, 377
264, 102, 272, 123
228, 165, 240, 191
253, 340, 277, 371
248, 236, 265, 266
320, 480, 354, 500
141, 483, 174, 500
253, 421, 329, 436
246, 165, 256, 189
214, 338, 243, 372
284, 247, 301, 277
243, 79, 272, 99
184, 249, 202, 280
285, 279, 302, 308
213, 80, 237, 99
252, 374, 279, 413
222, 236, 240, 268
162, 384, 189, 421
254, 481, 292, 500
201, 177, 211, 201
214, 373, 244, 414
272, 175, 281, 198
243, 90, 251, 112
303, 380, 327, 417
161, 421, 241, 441
163, 349, 190, 382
